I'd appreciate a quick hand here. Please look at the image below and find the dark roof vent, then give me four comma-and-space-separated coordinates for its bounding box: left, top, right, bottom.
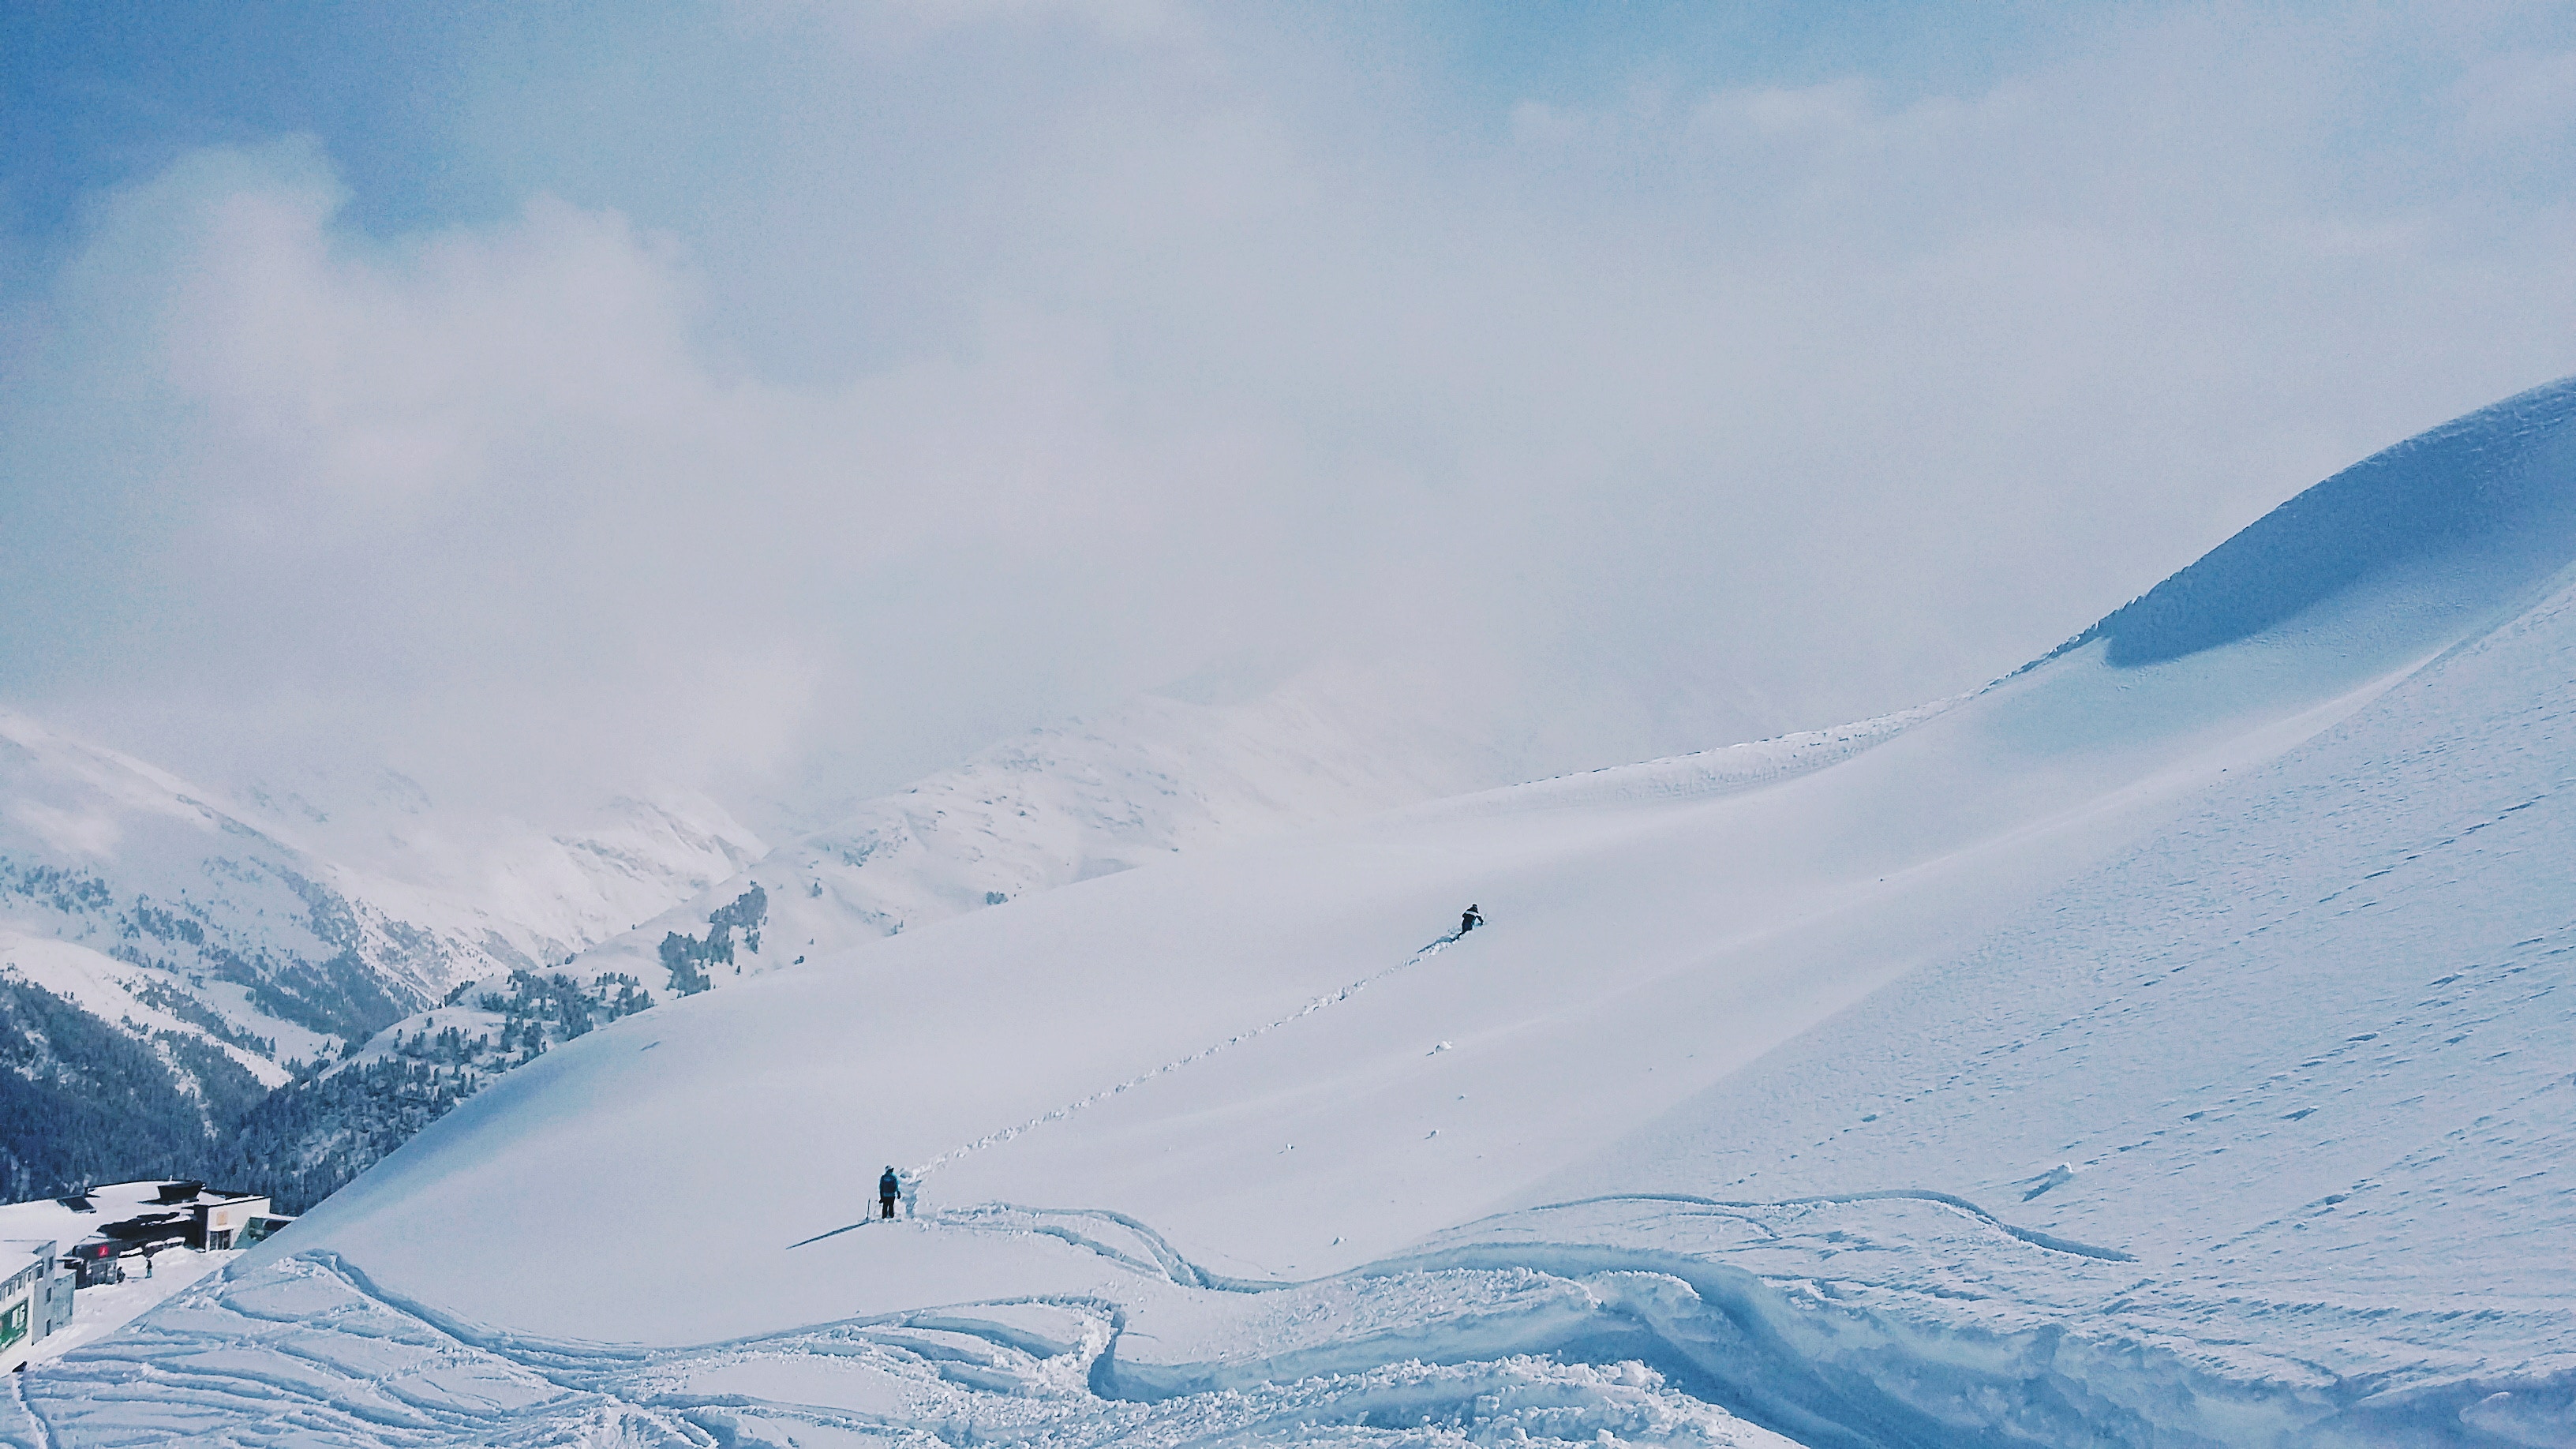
154, 1181, 205, 1204
56, 1196, 95, 1212
99, 1212, 189, 1242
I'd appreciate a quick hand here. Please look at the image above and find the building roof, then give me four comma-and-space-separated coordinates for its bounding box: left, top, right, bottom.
0, 1242, 47, 1291
0, 1181, 268, 1252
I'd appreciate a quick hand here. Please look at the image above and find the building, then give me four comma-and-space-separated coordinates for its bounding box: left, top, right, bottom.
0, 1181, 275, 1292
0, 1239, 73, 1374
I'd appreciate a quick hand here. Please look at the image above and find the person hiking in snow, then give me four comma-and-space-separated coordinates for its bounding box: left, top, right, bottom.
879, 1166, 900, 1219
1458, 904, 1483, 935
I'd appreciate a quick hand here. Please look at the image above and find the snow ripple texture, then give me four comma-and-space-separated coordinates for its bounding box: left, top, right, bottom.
12, 1192, 2567, 1448
0, 1246, 1791, 1449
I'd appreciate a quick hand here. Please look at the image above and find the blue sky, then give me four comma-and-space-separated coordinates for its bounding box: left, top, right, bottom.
5, 2, 475, 244
1, 2, 2159, 248
4, 2, 2574, 819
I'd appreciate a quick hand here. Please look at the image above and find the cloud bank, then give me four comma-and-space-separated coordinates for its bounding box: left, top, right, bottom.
3, 2, 2571, 822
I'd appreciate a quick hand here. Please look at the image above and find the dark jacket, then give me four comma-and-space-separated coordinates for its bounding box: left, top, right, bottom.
879, 1170, 900, 1199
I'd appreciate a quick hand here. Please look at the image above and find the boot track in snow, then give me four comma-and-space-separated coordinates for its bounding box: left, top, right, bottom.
788, 929, 1475, 1249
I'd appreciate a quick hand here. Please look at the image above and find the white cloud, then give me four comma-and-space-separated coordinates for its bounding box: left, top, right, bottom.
3, 4, 2572, 826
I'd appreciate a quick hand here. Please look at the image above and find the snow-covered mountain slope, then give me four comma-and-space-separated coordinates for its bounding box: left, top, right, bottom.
0, 710, 445, 1046
17, 378, 2576, 1448
328, 675, 1515, 1083
573, 671, 1514, 989
0, 710, 763, 1203
215, 672, 1515, 1214
227, 768, 766, 973
1, 711, 765, 1048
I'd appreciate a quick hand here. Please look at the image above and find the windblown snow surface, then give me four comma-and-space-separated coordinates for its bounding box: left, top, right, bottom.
13, 380, 2576, 1448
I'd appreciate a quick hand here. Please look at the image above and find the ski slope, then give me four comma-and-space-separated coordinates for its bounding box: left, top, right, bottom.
12, 379, 2576, 1447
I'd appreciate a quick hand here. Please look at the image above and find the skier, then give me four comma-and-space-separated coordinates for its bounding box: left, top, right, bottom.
879, 1166, 900, 1219
1458, 904, 1483, 935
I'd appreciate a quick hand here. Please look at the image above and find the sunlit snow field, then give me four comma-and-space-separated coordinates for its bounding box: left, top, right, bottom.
9, 383, 2575, 1447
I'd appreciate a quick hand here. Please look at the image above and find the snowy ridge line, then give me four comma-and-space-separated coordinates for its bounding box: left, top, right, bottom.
788, 930, 1471, 1251
1418, 698, 1960, 822
1516, 1189, 2137, 1262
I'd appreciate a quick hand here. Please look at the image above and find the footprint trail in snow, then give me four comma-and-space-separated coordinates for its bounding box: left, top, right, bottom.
791, 929, 1473, 1248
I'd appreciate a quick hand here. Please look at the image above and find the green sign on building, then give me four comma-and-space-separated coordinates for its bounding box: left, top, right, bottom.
0, 1297, 28, 1351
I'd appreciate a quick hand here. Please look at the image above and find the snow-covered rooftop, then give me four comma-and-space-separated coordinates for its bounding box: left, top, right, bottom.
0, 1181, 265, 1250
0, 1242, 47, 1283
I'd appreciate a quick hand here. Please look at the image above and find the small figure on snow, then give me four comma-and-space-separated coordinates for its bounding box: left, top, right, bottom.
1458, 904, 1483, 935
879, 1166, 900, 1219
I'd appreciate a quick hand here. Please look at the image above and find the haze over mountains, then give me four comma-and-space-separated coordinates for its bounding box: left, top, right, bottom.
0, 660, 1530, 1209
7, 380, 2570, 1447
0, 711, 757, 1198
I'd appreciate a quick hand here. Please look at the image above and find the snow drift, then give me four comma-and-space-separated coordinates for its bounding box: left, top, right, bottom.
11, 379, 2576, 1448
